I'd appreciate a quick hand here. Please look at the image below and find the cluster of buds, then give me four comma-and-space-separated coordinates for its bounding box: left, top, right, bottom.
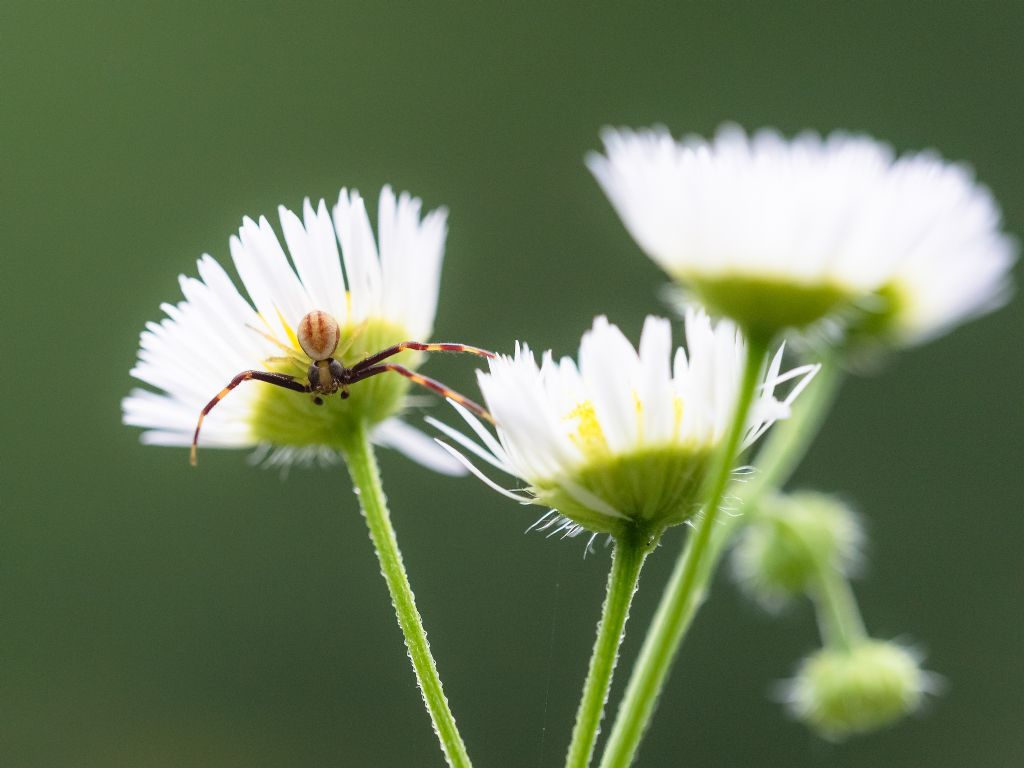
733, 491, 933, 738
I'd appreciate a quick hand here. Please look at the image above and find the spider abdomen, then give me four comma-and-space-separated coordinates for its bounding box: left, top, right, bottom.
297, 310, 341, 362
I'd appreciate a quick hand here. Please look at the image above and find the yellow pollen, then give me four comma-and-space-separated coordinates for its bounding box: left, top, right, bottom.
672, 396, 685, 438
565, 400, 609, 458
633, 392, 644, 442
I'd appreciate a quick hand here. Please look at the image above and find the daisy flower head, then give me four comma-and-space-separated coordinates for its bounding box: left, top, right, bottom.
123, 186, 472, 473
432, 310, 818, 540
587, 124, 1016, 345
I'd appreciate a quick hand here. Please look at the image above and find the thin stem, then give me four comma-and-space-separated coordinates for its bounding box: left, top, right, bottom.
599, 351, 846, 768
340, 421, 472, 768
565, 531, 652, 768
700, 356, 847, 566
810, 561, 868, 652
598, 336, 768, 768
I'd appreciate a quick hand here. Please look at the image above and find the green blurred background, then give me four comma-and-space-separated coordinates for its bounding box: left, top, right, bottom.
3, 2, 1022, 766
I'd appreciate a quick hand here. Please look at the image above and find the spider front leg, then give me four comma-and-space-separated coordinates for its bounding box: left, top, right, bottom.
349, 363, 495, 424
349, 341, 495, 372
191, 370, 311, 466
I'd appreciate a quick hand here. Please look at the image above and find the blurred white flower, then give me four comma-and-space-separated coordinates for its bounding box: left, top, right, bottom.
122, 186, 466, 474
588, 124, 1016, 344
431, 310, 818, 539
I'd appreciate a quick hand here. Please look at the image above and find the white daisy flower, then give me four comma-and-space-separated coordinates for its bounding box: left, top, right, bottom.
588, 124, 1016, 345
430, 310, 818, 540
123, 186, 480, 474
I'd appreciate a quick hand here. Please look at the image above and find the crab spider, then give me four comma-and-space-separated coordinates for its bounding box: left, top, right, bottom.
190, 310, 495, 465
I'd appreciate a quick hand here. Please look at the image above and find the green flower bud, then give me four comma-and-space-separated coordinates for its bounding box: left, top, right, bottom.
785, 640, 932, 740
731, 491, 863, 610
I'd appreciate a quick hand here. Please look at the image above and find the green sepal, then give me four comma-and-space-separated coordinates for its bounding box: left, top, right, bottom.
687, 273, 855, 342
533, 445, 714, 538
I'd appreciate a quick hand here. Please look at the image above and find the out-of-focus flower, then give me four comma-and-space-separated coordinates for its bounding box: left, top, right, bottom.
588, 125, 1016, 345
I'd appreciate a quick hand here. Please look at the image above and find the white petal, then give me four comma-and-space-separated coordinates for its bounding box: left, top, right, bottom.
279, 199, 347, 322
372, 418, 467, 476
424, 414, 511, 474
333, 189, 382, 326
434, 441, 534, 503
233, 216, 312, 335
579, 316, 639, 452
637, 315, 674, 443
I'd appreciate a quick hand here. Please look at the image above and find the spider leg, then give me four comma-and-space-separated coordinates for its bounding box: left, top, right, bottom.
350, 341, 495, 372
191, 370, 311, 466
349, 363, 494, 424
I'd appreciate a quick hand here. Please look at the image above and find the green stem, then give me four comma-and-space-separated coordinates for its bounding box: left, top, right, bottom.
699, 356, 846, 567
598, 336, 768, 768
753, 358, 865, 653
599, 352, 845, 768
340, 421, 472, 768
811, 561, 867, 652
565, 531, 652, 768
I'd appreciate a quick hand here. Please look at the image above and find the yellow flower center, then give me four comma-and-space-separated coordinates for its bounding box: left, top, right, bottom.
565, 400, 610, 459
535, 391, 714, 538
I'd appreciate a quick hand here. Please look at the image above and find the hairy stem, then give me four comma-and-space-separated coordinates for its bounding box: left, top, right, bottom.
341, 421, 472, 768
565, 530, 652, 768
599, 350, 845, 767
598, 336, 768, 768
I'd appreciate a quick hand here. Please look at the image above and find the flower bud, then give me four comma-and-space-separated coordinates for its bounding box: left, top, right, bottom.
784, 640, 931, 740
731, 491, 862, 610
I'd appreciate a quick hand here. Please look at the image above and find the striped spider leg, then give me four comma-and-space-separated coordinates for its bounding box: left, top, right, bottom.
190, 310, 495, 465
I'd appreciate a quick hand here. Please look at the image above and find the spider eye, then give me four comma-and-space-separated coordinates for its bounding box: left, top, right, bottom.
297, 310, 341, 361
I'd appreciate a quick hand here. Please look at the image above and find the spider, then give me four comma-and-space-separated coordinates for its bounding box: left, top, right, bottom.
190, 309, 496, 465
